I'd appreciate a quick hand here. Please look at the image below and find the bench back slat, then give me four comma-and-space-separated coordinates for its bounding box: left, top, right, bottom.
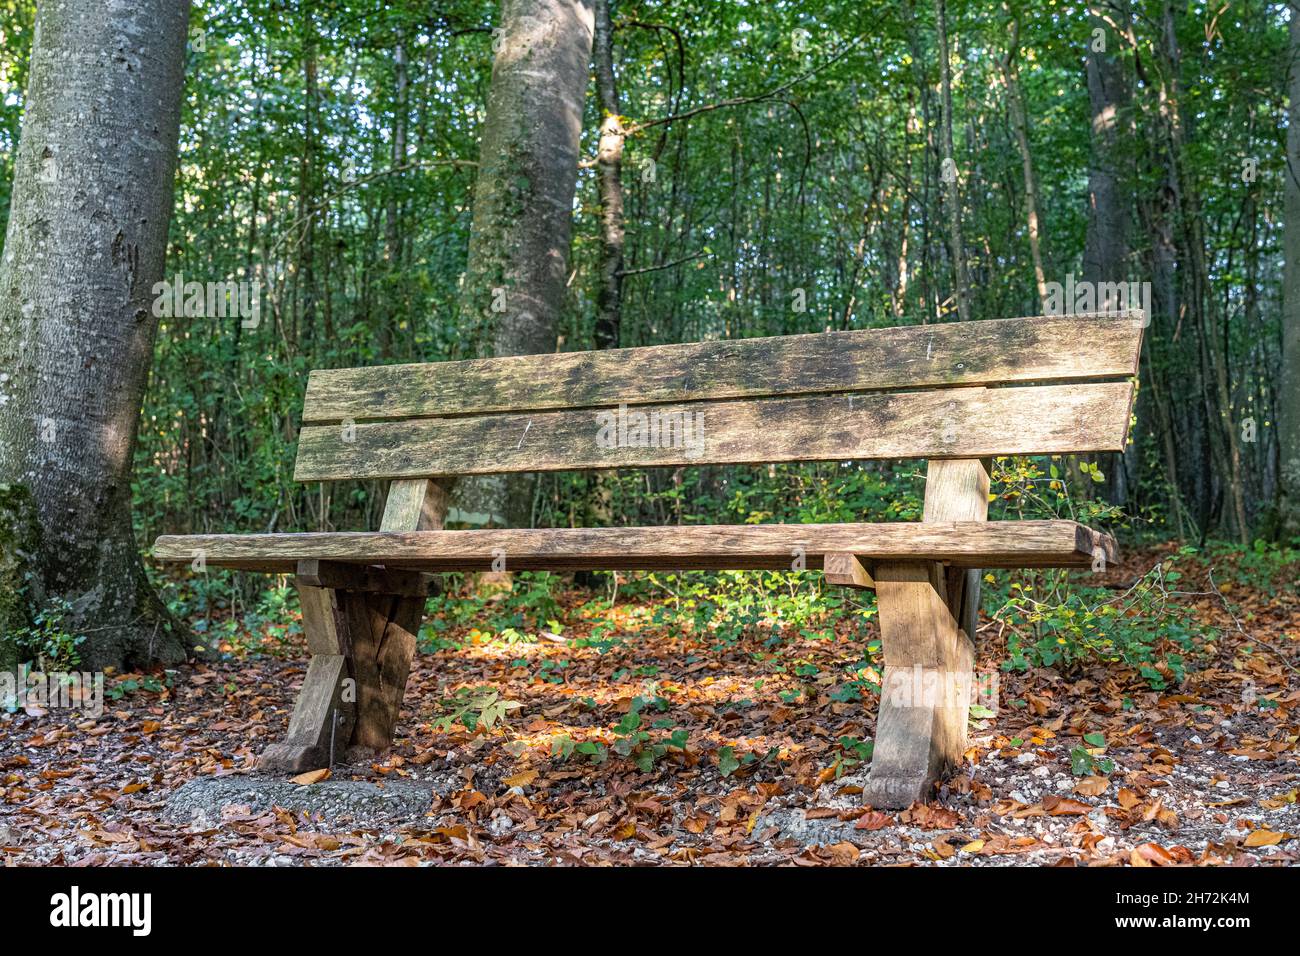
301, 313, 1143, 423
293, 314, 1142, 481
292, 380, 1135, 481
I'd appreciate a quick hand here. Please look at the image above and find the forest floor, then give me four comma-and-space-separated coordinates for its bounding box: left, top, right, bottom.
1, 543, 1298, 867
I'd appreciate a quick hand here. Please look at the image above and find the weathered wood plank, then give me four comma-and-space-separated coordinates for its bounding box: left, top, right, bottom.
295, 559, 428, 596
923, 458, 991, 641
295, 582, 349, 656
338, 478, 441, 759
862, 562, 973, 808
823, 552, 874, 588
863, 458, 989, 808
340, 591, 422, 756
381, 477, 450, 531
292, 381, 1135, 481
154, 520, 1118, 572
302, 313, 1144, 423
257, 654, 356, 773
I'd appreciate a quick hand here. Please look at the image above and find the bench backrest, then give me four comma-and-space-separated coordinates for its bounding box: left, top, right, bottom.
292, 313, 1144, 482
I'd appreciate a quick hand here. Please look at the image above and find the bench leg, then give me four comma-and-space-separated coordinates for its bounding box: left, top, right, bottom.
259, 479, 445, 774
342, 591, 424, 759
259, 583, 358, 773
259, 582, 430, 772
862, 561, 974, 808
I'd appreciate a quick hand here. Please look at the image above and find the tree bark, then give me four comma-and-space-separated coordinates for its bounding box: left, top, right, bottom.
456, 0, 595, 528
380, 33, 409, 358
592, 0, 625, 350
934, 0, 970, 322
460, 0, 595, 359
0, 0, 192, 669
1001, 13, 1048, 312
1083, 2, 1135, 507
1278, 4, 1300, 539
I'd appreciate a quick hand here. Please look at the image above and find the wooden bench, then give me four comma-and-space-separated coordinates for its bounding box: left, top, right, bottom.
153, 312, 1143, 807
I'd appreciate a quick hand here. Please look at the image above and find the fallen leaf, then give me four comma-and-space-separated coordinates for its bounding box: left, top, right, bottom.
1131, 843, 1175, 866
854, 811, 891, 831
502, 769, 538, 789
1043, 795, 1092, 816
1074, 776, 1109, 797
1243, 829, 1289, 847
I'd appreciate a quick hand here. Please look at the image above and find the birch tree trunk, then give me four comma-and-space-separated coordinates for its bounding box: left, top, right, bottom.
1278, 5, 1300, 539
0, 0, 192, 668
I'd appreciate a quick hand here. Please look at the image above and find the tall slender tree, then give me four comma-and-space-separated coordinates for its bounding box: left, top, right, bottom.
0, 0, 192, 668
1279, 2, 1300, 539
592, 0, 625, 350
1083, 2, 1135, 507
934, 0, 970, 322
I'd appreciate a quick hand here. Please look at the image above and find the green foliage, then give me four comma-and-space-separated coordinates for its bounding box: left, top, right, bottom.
1205, 539, 1300, 593
639, 567, 873, 650
996, 551, 1214, 689
421, 572, 562, 651
1069, 746, 1114, 777
12, 596, 83, 672
433, 686, 521, 734
106, 672, 173, 702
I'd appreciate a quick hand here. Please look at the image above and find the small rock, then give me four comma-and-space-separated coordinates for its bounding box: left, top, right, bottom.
1015, 752, 1038, 765
1010, 790, 1031, 804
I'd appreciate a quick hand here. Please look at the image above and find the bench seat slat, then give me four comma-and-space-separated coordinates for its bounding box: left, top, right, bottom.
293, 381, 1134, 481
302, 313, 1143, 423
155, 520, 1116, 573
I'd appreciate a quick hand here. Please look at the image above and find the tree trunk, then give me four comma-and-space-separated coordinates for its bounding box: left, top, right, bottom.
1001, 14, 1048, 312
1278, 6, 1300, 540
380, 34, 409, 358
1083, 2, 1135, 507
934, 0, 970, 322
461, 0, 595, 359
0, 0, 192, 669
456, 0, 595, 529
592, 0, 625, 350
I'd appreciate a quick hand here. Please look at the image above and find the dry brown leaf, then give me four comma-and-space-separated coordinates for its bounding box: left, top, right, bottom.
1043, 795, 1092, 816
290, 768, 330, 785
854, 811, 891, 831
1243, 829, 1289, 847
1131, 842, 1175, 865
1074, 776, 1109, 797
502, 769, 538, 788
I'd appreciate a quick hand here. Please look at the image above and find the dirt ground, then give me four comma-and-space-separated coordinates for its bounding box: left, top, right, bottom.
1, 545, 1297, 866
